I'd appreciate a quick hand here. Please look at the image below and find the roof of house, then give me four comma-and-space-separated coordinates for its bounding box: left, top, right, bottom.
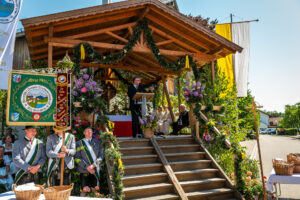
21, 0, 242, 79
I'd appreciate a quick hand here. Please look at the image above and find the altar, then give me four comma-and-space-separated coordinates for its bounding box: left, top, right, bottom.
107, 115, 132, 137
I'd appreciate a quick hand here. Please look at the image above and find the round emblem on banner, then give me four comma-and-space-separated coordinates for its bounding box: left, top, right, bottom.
57, 74, 67, 84
21, 85, 53, 113
0, 0, 21, 24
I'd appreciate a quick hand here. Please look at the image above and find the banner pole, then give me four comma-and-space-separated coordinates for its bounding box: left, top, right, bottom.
60, 131, 65, 186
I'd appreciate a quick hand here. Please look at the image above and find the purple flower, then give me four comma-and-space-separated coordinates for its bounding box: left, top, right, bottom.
91, 81, 97, 87
186, 81, 190, 86
193, 91, 199, 96
185, 97, 189, 102
83, 74, 89, 80
150, 115, 154, 121
76, 80, 83, 87
196, 82, 201, 89
85, 82, 90, 88
72, 90, 78, 97
192, 83, 196, 88
139, 118, 144, 125
199, 94, 203, 99
183, 87, 188, 92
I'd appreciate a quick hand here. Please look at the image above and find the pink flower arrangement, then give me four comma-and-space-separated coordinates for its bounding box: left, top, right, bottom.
81, 186, 105, 198
183, 80, 205, 104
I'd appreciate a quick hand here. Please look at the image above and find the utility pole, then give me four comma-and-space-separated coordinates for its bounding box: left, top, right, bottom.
230, 13, 233, 23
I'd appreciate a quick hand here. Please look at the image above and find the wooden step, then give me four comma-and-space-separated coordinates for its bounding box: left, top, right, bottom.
118, 139, 151, 148
119, 146, 155, 156
124, 182, 173, 199
156, 137, 194, 146
170, 160, 212, 172
160, 144, 201, 153
186, 188, 235, 200
124, 163, 163, 176
122, 154, 159, 165
131, 193, 179, 200
165, 152, 206, 162
123, 172, 168, 187
180, 178, 226, 192
175, 168, 219, 181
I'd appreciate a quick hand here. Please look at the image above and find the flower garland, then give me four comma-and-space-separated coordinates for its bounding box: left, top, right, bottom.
100, 132, 124, 200
73, 20, 197, 76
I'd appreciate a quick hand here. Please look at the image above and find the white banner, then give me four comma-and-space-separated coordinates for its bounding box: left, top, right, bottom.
0, 0, 23, 89
232, 22, 250, 97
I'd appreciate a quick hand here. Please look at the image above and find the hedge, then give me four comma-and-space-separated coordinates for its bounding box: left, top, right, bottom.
277, 128, 299, 135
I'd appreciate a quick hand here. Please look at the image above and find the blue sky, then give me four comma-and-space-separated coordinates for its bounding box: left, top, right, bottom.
18, 0, 300, 112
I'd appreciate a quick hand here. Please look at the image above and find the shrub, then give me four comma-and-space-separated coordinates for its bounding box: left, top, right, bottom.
277, 128, 299, 135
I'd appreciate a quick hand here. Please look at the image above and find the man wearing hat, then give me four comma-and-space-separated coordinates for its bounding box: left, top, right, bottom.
75, 127, 103, 188
46, 127, 76, 186
12, 126, 46, 185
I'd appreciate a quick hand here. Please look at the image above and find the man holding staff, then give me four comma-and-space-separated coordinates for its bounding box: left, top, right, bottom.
75, 127, 103, 188
46, 128, 76, 186
12, 126, 46, 185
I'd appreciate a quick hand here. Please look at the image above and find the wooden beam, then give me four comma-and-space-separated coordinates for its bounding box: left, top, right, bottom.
48, 25, 53, 68
138, 6, 150, 20
105, 31, 128, 43
80, 63, 178, 75
162, 76, 175, 122
66, 22, 136, 39
26, 11, 139, 38
150, 138, 188, 200
211, 60, 215, 84
156, 39, 173, 46
209, 46, 224, 55
147, 15, 212, 51
45, 37, 208, 60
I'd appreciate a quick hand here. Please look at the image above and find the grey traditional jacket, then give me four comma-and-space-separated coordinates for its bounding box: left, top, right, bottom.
46, 133, 76, 170
75, 138, 103, 173
12, 137, 46, 173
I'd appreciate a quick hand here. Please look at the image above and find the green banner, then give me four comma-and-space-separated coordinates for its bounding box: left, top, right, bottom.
6, 72, 57, 126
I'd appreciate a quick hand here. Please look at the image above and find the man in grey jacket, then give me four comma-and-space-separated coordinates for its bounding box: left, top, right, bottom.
75, 127, 103, 188
12, 126, 46, 185
46, 128, 76, 186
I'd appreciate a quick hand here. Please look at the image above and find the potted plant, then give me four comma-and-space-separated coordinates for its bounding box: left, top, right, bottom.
139, 114, 156, 138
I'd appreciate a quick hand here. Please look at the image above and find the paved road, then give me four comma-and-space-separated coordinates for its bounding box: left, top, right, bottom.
242, 135, 300, 200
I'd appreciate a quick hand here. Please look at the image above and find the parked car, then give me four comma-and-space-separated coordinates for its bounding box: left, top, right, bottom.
264, 128, 276, 134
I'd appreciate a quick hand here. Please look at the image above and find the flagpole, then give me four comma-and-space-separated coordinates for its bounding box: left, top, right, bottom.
217, 19, 259, 25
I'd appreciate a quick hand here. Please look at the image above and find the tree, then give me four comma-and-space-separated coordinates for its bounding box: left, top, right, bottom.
263, 110, 283, 117
279, 102, 300, 128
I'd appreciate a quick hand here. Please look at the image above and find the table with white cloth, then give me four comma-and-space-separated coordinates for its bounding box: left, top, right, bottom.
107, 115, 132, 137
266, 169, 300, 200
0, 191, 112, 200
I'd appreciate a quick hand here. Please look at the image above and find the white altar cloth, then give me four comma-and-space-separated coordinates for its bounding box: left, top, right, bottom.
267, 169, 300, 191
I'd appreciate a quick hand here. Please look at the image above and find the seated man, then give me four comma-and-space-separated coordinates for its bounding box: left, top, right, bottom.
171, 104, 189, 135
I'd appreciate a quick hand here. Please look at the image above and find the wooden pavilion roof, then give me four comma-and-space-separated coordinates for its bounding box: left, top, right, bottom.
21, 0, 242, 80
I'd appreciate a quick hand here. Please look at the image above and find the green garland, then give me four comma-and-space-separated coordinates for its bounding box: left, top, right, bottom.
73, 20, 199, 76
100, 133, 124, 200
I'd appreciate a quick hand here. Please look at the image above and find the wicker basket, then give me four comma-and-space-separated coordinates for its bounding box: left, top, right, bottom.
144, 128, 154, 138
287, 153, 300, 165
12, 184, 43, 200
273, 159, 294, 175
43, 183, 73, 200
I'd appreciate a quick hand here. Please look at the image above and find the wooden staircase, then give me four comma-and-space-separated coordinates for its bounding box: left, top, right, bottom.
118, 136, 243, 200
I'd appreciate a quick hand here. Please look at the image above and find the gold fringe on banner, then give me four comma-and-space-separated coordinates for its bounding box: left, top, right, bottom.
80, 44, 85, 60
185, 55, 190, 69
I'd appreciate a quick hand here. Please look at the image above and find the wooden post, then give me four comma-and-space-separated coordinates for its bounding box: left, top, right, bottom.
60, 131, 65, 186
48, 25, 53, 68
177, 76, 181, 112
162, 76, 175, 122
245, 98, 266, 200
211, 60, 215, 84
